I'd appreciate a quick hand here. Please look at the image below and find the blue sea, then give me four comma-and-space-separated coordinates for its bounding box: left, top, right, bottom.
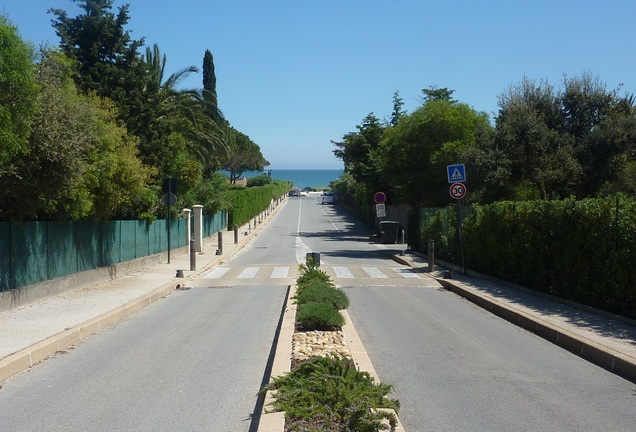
235, 169, 344, 189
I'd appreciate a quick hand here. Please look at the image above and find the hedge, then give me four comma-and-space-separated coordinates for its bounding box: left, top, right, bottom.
226, 180, 291, 227
421, 194, 636, 319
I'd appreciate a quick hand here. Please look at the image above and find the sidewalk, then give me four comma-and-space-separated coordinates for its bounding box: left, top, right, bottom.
0, 202, 283, 383
394, 251, 636, 384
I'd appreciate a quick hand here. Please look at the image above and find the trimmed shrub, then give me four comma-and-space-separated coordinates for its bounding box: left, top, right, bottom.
296, 265, 333, 291
420, 194, 636, 319
296, 282, 350, 310
296, 302, 345, 330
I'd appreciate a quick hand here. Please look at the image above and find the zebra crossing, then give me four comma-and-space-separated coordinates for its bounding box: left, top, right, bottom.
202, 264, 422, 280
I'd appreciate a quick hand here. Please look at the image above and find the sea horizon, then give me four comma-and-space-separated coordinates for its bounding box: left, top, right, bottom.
225, 168, 344, 189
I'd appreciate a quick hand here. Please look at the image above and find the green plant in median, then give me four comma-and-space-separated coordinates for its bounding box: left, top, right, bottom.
261, 355, 399, 431
296, 281, 350, 310
297, 302, 345, 330
297, 262, 334, 290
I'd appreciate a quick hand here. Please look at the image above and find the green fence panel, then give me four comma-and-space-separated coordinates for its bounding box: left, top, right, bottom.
2, 210, 231, 292
0, 222, 10, 291
76, 221, 101, 271
11, 222, 48, 288
135, 220, 150, 258
178, 219, 188, 248
204, 211, 226, 238
101, 221, 121, 266
120, 221, 137, 262
47, 221, 76, 279
148, 220, 163, 255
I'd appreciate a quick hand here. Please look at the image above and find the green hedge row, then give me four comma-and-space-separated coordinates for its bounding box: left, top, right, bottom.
226, 180, 291, 227
421, 195, 636, 319
295, 263, 349, 330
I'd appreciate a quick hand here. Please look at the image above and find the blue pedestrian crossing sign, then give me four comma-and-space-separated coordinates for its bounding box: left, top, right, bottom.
447, 164, 466, 183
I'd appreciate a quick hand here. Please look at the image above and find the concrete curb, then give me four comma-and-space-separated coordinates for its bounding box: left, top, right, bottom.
393, 252, 636, 384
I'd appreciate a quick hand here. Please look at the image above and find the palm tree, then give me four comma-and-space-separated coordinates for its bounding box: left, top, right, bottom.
145, 44, 227, 171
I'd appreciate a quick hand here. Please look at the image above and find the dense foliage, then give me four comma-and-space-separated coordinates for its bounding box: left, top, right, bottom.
333, 79, 636, 207
422, 195, 636, 319
0, 17, 38, 164
0, 1, 269, 222
261, 355, 399, 431
225, 181, 291, 227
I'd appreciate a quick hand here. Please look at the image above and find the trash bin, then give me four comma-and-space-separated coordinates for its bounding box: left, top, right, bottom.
380, 221, 399, 243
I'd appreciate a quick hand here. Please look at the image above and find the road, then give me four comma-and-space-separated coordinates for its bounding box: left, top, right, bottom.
1, 194, 634, 431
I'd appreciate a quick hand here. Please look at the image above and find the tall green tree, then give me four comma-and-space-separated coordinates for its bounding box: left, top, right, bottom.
332, 113, 384, 186
142, 44, 226, 185
0, 49, 153, 221
390, 91, 405, 126
202, 49, 223, 124
374, 100, 492, 207
49, 0, 154, 138
560, 72, 636, 196
490, 73, 636, 200
221, 127, 268, 184
0, 17, 38, 164
422, 86, 457, 103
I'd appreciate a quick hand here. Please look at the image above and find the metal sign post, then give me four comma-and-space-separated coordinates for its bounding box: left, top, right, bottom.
447, 165, 467, 275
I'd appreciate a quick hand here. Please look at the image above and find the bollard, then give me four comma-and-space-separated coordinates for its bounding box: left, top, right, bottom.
190, 240, 196, 271
427, 239, 435, 273
217, 230, 223, 255
305, 252, 320, 267
234, 225, 239, 244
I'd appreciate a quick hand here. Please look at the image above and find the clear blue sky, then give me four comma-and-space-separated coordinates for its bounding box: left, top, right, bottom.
4, 1, 636, 169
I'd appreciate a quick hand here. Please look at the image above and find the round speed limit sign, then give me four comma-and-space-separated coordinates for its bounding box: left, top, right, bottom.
449, 182, 467, 199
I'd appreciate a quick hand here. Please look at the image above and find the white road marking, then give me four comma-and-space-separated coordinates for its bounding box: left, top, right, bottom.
271, 267, 289, 278
204, 267, 230, 279
334, 267, 355, 278
238, 267, 260, 278
363, 267, 388, 278
393, 268, 420, 279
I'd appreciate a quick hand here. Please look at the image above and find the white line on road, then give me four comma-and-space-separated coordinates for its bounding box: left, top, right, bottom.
363, 267, 388, 278
393, 268, 421, 279
204, 267, 231, 279
271, 267, 289, 278
334, 267, 355, 278
238, 267, 260, 278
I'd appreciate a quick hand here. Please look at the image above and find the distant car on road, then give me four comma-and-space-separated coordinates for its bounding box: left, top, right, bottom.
321, 191, 335, 204
289, 189, 299, 197
300, 190, 308, 197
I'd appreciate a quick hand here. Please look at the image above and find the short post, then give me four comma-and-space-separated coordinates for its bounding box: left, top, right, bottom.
190, 240, 197, 271
217, 229, 223, 255
234, 225, 239, 244
427, 239, 435, 273
193, 205, 203, 253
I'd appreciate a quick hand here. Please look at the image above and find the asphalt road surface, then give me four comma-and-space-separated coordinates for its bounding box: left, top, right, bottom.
1, 194, 634, 431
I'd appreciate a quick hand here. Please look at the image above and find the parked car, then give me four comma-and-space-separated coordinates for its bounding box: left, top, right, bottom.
321, 191, 335, 204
